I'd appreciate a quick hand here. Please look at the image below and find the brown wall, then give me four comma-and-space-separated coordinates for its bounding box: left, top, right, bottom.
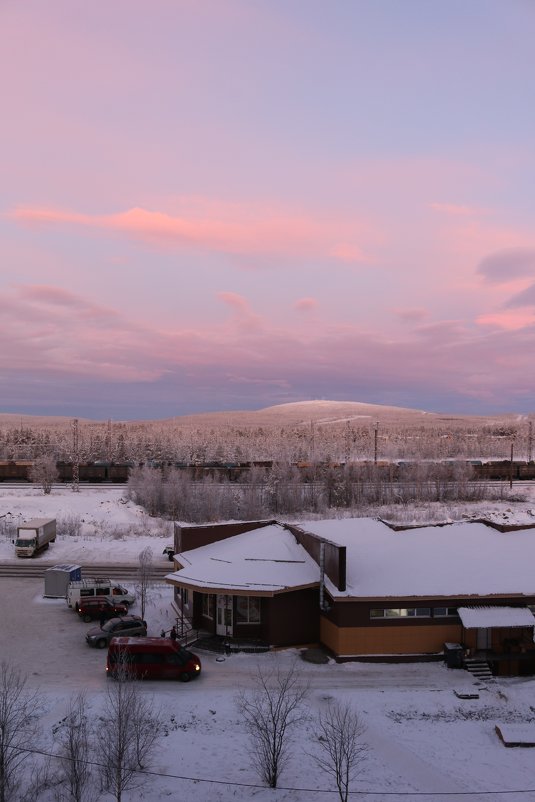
321, 618, 463, 656
266, 588, 320, 646
175, 520, 274, 552
285, 524, 346, 591
191, 588, 320, 647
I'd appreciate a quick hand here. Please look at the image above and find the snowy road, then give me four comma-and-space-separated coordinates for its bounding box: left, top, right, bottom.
1, 577, 478, 694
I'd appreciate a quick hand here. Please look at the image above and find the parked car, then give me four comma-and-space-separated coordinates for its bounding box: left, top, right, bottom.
86, 616, 148, 648
106, 637, 202, 681
77, 597, 128, 623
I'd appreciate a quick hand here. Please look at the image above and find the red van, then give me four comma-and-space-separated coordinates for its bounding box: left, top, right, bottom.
106, 637, 202, 682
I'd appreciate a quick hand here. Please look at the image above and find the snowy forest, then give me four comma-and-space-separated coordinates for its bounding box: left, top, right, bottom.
1, 404, 533, 522
0, 407, 533, 464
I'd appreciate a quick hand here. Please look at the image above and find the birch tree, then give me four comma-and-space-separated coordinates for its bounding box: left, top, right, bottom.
236, 661, 308, 789
312, 701, 367, 802
0, 662, 42, 802
96, 662, 160, 802
28, 455, 59, 495
136, 546, 153, 621
54, 692, 95, 802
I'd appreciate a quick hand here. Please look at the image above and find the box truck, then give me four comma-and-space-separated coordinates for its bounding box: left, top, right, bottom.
14, 518, 56, 557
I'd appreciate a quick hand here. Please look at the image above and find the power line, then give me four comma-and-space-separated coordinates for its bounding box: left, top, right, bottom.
12, 744, 535, 797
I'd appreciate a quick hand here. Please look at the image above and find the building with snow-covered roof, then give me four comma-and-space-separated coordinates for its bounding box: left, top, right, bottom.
166, 521, 321, 647
165, 517, 535, 675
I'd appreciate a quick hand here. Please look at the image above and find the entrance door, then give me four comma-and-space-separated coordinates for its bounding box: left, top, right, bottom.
216, 595, 233, 636
476, 628, 492, 650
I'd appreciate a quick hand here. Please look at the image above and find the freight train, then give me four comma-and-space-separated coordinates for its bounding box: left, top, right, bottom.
0, 458, 534, 483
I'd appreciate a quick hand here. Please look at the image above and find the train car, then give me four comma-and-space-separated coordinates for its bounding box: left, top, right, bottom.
107, 462, 133, 482
0, 460, 31, 481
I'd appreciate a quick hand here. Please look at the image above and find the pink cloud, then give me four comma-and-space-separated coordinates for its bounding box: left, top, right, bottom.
294, 297, 318, 312
430, 202, 486, 217
9, 202, 376, 264
393, 307, 428, 323
217, 291, 262, 331
477, 247, 535, 284
217, 291, 251, 313
2, 283, 535, 410
476, 310, 535, 330
330, 243, 368, 264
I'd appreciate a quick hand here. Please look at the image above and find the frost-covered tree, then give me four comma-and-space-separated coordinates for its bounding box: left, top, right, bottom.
136, 546, 153, 621
54, 692, 95, 802
0, 662, 42, 802
97, 661, 160, 802
312, 701, 367, 802
28, 455, 59, 494
237, 661, 308, 789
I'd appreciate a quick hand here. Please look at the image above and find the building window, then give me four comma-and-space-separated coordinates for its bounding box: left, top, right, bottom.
433, 607, 458, 618
370, 608, 431, 619
235, 596, 261, 624
181, 588, 189, 608
202, 594, 215, 619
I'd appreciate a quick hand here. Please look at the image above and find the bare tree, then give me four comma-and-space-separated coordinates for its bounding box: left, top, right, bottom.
312, 701, 367, 802
28, 455, 59, 495
136, 546, 153, 621
236, 661, 308, 789
0, 662, 42, 802
96, 662, 160, 802
54, 692, 95, 802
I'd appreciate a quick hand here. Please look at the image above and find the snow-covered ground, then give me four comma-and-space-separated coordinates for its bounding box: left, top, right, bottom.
3, 485, 535, 801
0, 485, 172, 563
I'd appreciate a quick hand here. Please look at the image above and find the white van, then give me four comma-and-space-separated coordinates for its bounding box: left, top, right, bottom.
67, 579, 135, 609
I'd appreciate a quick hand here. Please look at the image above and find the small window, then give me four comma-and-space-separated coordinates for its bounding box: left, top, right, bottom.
370, 609, 384, 618
434, 607, 458, 618
410, 608, 431, 617
369, 608, 431, 620
182, 588, 189, 607
236, 596, 261, 624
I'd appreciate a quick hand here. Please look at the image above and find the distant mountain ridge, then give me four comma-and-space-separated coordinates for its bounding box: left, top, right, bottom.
0, 399, 521, 429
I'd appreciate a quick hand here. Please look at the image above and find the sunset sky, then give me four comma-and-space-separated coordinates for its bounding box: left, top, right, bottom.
2, 0, 535, 419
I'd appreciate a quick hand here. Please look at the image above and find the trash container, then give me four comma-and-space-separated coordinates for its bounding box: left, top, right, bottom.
444, 642, 464, 668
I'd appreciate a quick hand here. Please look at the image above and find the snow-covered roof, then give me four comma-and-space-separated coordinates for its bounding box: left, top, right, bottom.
458, 606, 535, 629
166, 524, 320, 595
300, 517, 535, 599
167, 516, 535, 601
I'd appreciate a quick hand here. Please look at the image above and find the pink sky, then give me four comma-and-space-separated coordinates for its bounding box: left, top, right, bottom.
2, 0, 535, 418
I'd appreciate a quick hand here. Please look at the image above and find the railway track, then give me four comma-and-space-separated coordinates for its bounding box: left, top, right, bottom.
0, 561, 172, 581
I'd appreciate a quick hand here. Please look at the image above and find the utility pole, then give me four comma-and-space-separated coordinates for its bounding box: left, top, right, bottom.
345, 420, 351, 464
374, 421, 379, 465
72, 418, 80, 493
529, 421, 533, 463
509, 441, 514, 490
106, 418, 112, 463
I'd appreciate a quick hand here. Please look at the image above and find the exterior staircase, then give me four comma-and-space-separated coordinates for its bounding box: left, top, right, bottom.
464, 657, 494, 681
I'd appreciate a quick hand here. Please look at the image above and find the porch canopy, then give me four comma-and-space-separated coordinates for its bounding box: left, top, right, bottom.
458, 606, 535, 629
